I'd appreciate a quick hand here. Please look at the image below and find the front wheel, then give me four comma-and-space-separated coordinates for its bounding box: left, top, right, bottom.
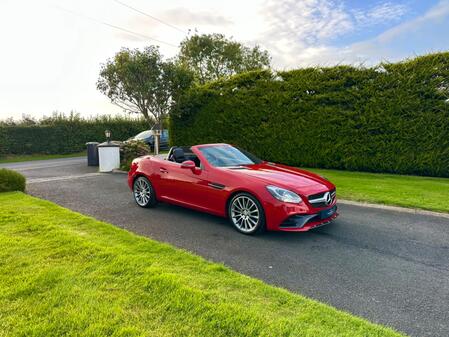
228, 193, 265, 235
133, 176, 157, 208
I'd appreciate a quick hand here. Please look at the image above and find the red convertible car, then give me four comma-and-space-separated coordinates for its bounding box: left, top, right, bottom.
128, 144, 338, 235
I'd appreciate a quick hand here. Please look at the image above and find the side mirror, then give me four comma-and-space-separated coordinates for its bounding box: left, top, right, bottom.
181, 160, 196, 169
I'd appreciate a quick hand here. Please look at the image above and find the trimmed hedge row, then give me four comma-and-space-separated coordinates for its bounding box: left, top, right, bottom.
171, 52, 449, 177
1, 115, 148, 155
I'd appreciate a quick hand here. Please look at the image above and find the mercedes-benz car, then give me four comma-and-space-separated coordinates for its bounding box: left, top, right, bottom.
128, 143, 338, 235
127, 129, 169, 150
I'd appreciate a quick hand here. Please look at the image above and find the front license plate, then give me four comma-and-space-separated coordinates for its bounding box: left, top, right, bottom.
320, 205, 337, 219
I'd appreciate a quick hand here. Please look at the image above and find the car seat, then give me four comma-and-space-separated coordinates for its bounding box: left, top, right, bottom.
172, 147, 186, 163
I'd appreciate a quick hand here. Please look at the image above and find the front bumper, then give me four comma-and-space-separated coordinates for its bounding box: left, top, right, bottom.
263, 198, 338, 232
278, 205, 338, 231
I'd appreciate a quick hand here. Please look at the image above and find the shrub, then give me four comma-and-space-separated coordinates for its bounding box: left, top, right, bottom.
0, 169, 26, 192
171, 52, 449, 177
0, 113, 149, 155
120, 140, 151, 171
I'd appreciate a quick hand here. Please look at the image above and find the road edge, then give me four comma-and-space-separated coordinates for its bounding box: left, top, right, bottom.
339, 199, 449, 219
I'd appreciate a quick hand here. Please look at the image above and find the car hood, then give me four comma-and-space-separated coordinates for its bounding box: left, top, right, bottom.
226, 162, 333, 195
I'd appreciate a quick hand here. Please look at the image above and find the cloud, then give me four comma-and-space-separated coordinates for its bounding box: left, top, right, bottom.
263, 0, 354, 45
260, 0, 356, 68
377, 0, 449, 42
261, 0, 409, 48
258, 0, 449, 68
124, 7, 233, 38
352, 2, 408, 26
161, 8, 233, 27
344, 0, 449, 64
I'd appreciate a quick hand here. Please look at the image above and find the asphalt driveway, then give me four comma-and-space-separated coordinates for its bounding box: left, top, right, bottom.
3, 157, 449, 337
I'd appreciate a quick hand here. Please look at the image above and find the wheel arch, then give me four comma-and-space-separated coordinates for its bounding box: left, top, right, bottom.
132, 173, 147, 186
225, 189, 265, 219
132, 173, 159, 198
131, 174, 158, 207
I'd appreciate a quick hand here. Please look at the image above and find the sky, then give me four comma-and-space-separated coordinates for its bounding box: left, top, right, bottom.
0, 0, 448, 120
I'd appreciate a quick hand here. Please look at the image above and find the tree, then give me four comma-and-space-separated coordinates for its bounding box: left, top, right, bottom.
178, 33, 271, 84
97, 46, 193, 153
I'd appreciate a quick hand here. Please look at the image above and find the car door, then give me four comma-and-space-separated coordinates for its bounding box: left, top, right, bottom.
157, 161, 212, 211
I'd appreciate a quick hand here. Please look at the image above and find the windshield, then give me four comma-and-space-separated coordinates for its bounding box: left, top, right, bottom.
199, 145, 262, 167
134, 130, 152, 139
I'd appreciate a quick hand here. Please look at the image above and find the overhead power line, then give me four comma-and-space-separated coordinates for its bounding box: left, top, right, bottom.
112, 0, 186, 34
54, 5, 178, 48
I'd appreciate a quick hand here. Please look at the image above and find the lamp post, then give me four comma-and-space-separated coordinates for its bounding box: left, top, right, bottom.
105, 129, 111, 144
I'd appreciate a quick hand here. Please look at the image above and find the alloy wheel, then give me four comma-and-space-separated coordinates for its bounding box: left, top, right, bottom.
134, 177, 152, 206
230, 195, 260, 233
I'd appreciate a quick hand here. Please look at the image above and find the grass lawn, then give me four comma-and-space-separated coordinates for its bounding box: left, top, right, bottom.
308, 168, 449, 213
0, 192, 403, 337
0, 152, 86, 164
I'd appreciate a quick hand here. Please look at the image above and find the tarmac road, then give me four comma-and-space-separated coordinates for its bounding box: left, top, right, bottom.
4, 157, 449, 337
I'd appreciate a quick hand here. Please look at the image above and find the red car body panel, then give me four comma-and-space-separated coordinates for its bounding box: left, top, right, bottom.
128, 144, 338, 232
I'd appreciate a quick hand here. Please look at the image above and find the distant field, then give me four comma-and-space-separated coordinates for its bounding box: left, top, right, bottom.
308, 168, 449, 213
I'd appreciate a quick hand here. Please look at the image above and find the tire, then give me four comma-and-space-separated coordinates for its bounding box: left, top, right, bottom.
228, 192, 266, 235
133, 176, 157, 208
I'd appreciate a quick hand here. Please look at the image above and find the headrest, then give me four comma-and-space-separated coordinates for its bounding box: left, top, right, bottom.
172, 147, 186, 163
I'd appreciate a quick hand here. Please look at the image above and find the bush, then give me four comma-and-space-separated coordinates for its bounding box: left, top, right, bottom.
120, 140, 151, 171
0, 169, 26, 192
0, 113, 149, 155
171, 52, 449, 177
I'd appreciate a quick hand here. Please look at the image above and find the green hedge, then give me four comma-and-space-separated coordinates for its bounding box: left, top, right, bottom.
0, 128, 6, 156
1, 115, 148, 155
171, 52, 449, 177
0, 169, 26, 192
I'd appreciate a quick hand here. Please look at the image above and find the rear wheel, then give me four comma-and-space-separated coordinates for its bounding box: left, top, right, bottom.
228, 193, 265, 235
133, 176, 157, 208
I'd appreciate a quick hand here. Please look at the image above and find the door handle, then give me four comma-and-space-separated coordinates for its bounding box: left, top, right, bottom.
159, 168, 168, 173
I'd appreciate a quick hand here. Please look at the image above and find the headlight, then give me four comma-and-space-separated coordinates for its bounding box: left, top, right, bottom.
266, 185, 302, 203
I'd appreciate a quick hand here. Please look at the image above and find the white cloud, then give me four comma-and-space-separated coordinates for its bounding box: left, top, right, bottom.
258, 0, 449, 68
259, 0, 412, 67
352, 2, 408, 26
161, 8, 233, 27
125, 7, 233, 40
263, 0, 354, 45
344, 0, 449, 64
377, 0, 449, 42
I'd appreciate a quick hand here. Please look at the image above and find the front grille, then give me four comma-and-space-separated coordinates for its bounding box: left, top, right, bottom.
308, 188, 336, 208
280, 205, 337, 229
280, 214, 319, 228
